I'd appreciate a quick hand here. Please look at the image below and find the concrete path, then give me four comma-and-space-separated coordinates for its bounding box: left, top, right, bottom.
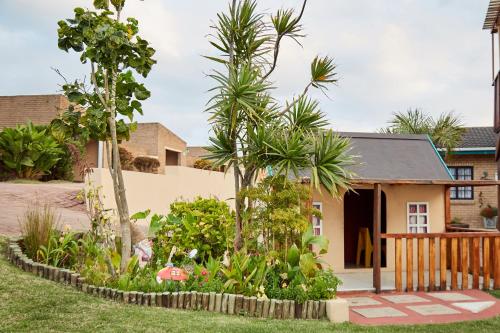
0, 182, 90, 236
345, 290, 499, 325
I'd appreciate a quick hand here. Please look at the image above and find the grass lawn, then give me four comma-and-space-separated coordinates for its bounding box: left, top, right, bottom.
1, 237, 499, 333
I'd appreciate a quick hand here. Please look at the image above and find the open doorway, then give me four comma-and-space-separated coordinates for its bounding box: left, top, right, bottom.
165, 149, 180, 166
343, 189, 387, 268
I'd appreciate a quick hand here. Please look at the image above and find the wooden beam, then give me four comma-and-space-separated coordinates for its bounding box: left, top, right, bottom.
445, 186, 451, 225
373, 183, 382, 293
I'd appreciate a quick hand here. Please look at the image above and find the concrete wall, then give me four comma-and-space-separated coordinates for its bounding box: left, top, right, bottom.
314, 184, 446, 273
87, 166, 235, 229
447, 154, 497, 228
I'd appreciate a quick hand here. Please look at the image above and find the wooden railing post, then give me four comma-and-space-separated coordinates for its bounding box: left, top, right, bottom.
494, 236, 500, 289
373, 183, 382, 293
428, 237, 436, 291
417, 238, 425, 291
461, 238, 469, 289
406, 238, 413, 292
440, 237, 447, 290
395, 238, 402, 292
472, 237, 480, 289
451, 238, 458, 290
483, 237, 491, 290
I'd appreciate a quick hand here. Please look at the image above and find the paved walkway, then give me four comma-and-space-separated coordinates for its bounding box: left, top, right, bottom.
344, 290, 500, 325
0, 182, 90, 236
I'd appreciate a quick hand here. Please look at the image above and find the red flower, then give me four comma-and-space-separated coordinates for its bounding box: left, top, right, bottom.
201, 269, 208, 276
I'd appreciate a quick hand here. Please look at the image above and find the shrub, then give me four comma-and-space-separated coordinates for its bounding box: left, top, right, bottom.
151, 197, 234, 264
133, 155, 160, 173
193, 159, 214, 170
20, 203, 60, 259
0, 122, 64, 179
119, 146, 135, 171
480, 205, 498, 218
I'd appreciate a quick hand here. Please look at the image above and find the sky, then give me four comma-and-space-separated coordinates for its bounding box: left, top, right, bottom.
0, 0, 494, 145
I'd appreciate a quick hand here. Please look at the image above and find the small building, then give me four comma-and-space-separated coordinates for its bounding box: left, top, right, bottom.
311, 132, 499, 292
118, 122, 188, 174
445, 127, 497, 229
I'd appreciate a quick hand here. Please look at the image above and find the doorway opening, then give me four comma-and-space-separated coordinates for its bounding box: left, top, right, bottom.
344, 189, 387, 268
165, 149, 180, 166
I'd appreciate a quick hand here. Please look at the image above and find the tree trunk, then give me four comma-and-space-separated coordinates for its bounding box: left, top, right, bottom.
233, 161, 242, 251
107, 69, 132, 271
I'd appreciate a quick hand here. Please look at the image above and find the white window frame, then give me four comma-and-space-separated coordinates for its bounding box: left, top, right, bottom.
407, 202, 430, 234
312, 202, 323, 236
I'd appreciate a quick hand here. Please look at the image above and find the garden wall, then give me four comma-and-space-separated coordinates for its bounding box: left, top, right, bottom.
5, 238, 349, 322
87, 167, 235, 224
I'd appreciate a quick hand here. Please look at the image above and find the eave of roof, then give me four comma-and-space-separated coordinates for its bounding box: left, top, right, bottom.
483, 0, 500, 30
351, 179, 500, 186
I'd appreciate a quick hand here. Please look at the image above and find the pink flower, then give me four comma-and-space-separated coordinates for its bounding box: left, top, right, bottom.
201, 269, 208, 276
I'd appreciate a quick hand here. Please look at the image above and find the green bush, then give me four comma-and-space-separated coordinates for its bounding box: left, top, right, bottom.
0, 122, 64, 179
151, 197, 234, 265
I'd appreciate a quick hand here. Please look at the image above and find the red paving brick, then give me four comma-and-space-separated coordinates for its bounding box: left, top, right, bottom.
345, 290, 500, 325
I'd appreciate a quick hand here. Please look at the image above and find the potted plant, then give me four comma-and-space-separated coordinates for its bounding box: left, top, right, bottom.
480, 205, 498, 229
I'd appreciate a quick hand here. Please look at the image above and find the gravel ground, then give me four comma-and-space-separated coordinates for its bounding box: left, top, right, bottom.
0, 181, 90, 236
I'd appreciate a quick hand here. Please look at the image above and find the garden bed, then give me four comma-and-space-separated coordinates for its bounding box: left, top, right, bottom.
6, 238, 348, 322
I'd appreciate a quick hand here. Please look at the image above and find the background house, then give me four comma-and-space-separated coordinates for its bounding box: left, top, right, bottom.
117, 122, 188, 174
446, 127, 497, 228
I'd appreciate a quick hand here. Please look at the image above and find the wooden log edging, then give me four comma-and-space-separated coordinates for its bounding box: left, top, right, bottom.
5, 239, 337, 321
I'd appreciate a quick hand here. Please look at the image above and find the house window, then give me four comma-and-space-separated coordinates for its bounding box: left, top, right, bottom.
448, 166, 473, 200
312, 202, 322, 236
407, 202, 429, 233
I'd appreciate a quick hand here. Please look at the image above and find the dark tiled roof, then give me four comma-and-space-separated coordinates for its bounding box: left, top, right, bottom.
457, 127, 496, 148
339, 132, 452, 181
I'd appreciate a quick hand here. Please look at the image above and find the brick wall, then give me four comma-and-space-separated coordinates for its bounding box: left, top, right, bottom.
0, 95, 68, 130
118, 123, 187, 174
446, 154, 497, 228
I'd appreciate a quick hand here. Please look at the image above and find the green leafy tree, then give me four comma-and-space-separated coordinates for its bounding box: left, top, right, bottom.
57, 0, 156, 270
206, 0, 354, 250
240, 176, 319, 252
382, 108, 465, 155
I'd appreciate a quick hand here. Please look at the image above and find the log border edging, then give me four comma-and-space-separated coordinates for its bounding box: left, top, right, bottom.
5, 238, 333, 321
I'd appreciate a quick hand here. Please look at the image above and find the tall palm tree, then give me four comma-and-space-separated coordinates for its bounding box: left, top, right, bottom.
205, 0, 355, 250
382, 108, 465, 155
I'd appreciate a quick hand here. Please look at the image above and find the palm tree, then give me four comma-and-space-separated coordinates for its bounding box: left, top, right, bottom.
205, 0, 355, 250
382, 108, 465, 154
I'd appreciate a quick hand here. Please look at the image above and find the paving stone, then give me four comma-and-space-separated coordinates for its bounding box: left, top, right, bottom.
381, 295, 430, 304
352, 306, 407, 318
451, 301, 495, 314
426, 292, 476, 302
346, 297, 382, 307
406, 304, 460, 316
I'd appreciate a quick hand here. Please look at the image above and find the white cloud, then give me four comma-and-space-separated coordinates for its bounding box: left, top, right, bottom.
0, 0, 494, 144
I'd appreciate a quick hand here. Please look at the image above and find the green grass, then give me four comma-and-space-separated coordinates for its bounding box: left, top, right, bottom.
0, 237, 499, 333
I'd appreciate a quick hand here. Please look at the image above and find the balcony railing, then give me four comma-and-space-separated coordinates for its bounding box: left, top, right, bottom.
382, 232, 500, 292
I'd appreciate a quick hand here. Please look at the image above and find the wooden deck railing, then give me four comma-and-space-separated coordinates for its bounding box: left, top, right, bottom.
382, 232, 500, 292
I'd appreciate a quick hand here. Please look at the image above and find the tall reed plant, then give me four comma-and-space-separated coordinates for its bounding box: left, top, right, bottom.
20, 203, 60, 259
